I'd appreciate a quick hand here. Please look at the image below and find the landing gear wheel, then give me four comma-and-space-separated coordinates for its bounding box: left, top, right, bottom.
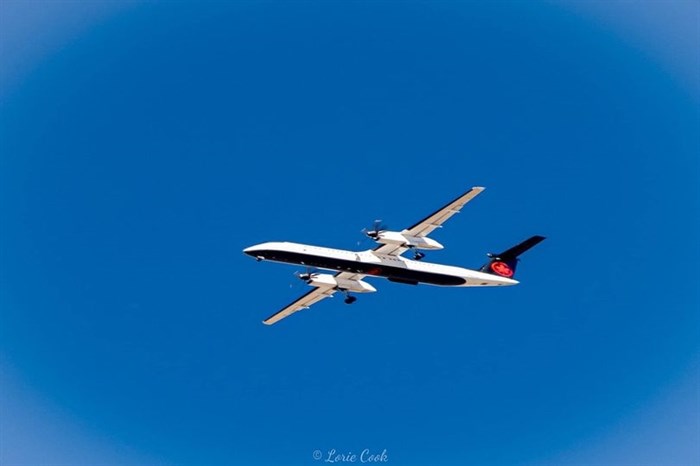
344, 296, 357, 305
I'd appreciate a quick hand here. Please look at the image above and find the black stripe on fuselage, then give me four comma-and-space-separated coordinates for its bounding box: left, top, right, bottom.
245, 249, 466, 286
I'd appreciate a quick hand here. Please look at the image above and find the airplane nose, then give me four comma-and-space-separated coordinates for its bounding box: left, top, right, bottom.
243, 245, 258, 255
243, 244, 269, 259
243, 244, 268, 262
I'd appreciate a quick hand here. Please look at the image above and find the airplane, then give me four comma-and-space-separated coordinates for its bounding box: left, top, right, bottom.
243, 187, 545, 325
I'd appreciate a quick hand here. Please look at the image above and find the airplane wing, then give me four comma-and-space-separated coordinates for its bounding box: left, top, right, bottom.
262, 272, 365, 325
372, 242, 408, 257
373, 186, 485, 256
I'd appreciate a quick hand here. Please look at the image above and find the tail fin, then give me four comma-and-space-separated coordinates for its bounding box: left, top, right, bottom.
479, 235, 546, 278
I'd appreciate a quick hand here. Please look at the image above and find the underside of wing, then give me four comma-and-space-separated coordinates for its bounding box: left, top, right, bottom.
262, 287, 337, 325
335, 271, 366, 281
405, 186, 485, 238
372, 186, 485, 257
262, 271, 367, 325
372, 243, 409, 256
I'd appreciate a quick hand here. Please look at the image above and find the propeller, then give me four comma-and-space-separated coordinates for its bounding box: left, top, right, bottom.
361, 219, 388, 241
293, 267, 319, 283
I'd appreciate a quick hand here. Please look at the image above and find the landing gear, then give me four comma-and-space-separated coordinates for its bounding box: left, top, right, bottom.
406, 245, 426, 261
340, 289, 357, 304
338, 285, 363, 305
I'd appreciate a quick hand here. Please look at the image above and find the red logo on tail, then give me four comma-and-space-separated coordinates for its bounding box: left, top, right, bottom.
490, 261, 514, 277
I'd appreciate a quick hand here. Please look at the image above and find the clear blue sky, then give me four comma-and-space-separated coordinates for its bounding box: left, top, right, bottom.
1, 1, 698, 465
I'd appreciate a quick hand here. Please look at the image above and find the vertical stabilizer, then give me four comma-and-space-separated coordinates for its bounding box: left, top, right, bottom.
479, 235, 546, 278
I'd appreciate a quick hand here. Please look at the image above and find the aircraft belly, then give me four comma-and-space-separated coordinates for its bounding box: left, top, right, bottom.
252, 248, 467, 286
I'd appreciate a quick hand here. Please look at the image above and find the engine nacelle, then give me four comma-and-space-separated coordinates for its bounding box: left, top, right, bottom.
308, 274, 377, 293
375, 231, 444, 250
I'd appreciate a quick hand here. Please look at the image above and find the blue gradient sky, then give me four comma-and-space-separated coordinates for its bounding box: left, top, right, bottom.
1, 1, 698, 465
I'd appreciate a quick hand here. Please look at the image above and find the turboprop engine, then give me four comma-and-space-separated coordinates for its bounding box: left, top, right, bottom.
304, 273, 377, 293
375, 231, 444, 250
306, 274, 377, 293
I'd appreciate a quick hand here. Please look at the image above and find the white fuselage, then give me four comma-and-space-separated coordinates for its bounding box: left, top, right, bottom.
243, 242, 518, 287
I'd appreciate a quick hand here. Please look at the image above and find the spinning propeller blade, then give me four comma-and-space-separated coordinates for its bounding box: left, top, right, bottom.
361, 219, 387, 240
293, 267, 318, 282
